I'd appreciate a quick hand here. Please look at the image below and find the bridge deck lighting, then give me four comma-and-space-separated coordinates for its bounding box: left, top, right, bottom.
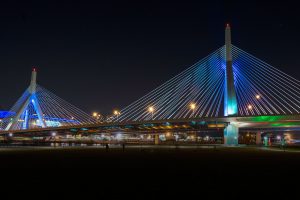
113, 110, 121, 121
148, 106, 154, 113
114, 110, 120, 115
276, 135, 281, 140
190, 103, 196, 110
92, 112, 102, 121
189, 103, 196, 117
148, 106, 154, 120
247, 105, 253, 110
256, 95, 261, 99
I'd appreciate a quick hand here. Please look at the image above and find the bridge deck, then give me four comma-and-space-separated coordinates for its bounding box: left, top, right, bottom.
1, 115, 300, 136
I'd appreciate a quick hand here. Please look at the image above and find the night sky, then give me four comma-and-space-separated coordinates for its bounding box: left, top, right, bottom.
0, 0, 299, 115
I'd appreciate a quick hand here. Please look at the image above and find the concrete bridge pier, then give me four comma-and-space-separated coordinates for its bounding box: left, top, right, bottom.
256, 132, 262, 145
154, 134, 159, 145
224, 122, 239, 145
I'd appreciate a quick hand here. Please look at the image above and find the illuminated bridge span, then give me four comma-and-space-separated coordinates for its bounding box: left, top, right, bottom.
1, 24, 300, 145
0, 68, 97, 131
115, 45, 300, 120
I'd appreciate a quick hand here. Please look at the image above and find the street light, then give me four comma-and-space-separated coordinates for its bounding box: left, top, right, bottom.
148, 106, 154, 120
255, 95, 261, 99
92, 112, 102, 121
276, 135, 281, 140
113, 110, 121, 121
247, 105, 253, 110
189, 103, 196, 118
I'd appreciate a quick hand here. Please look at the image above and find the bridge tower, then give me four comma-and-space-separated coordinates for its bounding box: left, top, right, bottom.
224, 24, 239, 145
5, 68, 46, 130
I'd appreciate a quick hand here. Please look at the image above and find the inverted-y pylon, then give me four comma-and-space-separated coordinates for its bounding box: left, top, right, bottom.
5, 68, 46, 130
3, 68, 96, 131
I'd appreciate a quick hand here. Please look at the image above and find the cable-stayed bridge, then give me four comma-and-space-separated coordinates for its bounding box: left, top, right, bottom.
1, 24, 300, 145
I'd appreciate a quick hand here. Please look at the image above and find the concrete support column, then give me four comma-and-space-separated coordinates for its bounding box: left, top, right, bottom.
154, 134, 159, 145
264, 136, 269, 147
256, 132, 262, 145
224, 123, 238, 145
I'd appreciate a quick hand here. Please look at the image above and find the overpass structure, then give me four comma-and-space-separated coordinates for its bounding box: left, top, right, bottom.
1, 24, 300, 145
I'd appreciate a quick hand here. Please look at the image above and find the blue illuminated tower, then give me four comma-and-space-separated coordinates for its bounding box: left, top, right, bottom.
224, 24, 238, 116
5, 68, 46, 130
224, 24, 239, 145
2, 68, 96, 131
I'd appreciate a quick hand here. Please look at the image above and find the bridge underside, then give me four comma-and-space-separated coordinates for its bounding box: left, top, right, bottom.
1, 115, 300, 141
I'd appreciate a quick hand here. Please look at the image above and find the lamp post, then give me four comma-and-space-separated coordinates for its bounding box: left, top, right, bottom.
93, 112, 98, 118
148, 106, 154, 120
92, 112, 101, 122
189, 103, 196, 118
113, 110, 121, 121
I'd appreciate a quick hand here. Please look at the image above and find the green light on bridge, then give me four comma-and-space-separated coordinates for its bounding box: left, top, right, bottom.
247, 115, 287, 122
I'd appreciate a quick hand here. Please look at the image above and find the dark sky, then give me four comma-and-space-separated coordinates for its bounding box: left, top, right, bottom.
0, 0, 299, 115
